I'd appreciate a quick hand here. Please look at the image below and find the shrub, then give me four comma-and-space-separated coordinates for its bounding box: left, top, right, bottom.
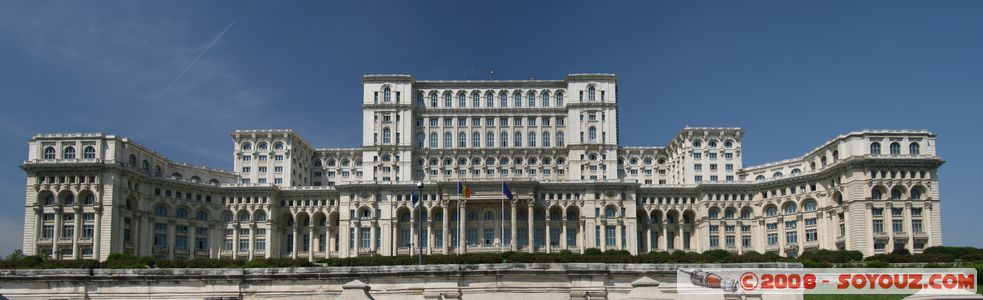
583, 248, 602, 256
101, 253, 154, 269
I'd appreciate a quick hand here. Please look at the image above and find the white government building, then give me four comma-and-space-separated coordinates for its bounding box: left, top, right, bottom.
20, 74, 943, 262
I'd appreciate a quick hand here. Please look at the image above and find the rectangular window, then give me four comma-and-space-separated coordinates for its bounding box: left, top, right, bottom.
605, 225, 616, 246
805, 229, 818, 241
742, 235, 751, 248
767, 233, 778, 246
873, 220, 884, 233
912, 220, 923, 233
893, 220, 904, 233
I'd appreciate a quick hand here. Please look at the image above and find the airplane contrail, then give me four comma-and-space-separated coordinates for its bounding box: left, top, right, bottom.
168, 21, 235, 86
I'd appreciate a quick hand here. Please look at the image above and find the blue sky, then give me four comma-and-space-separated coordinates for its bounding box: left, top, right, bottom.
0, 1, 981, 255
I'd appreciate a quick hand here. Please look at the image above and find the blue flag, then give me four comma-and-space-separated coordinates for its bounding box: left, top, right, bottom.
502, 182, 513, 200
411, 189, 419, 207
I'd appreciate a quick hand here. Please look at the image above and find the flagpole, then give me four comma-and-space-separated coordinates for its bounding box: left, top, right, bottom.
501, 189, 505, 253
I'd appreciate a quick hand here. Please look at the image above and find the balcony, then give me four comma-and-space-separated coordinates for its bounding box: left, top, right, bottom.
803, 240, 820, 249
913, 232, 929, 240
784, 244, 799, 251
835, 236, 845, 246
894, 232, 909, 241
873, 232, 890, 240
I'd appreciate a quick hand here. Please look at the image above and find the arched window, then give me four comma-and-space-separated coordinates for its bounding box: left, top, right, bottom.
142, 160, 150, 171
63, 146, 76, 159
501, 131, 509, 147
383, 87, 391, 102
258, 142, 268, 150
499, 92, 508, 107
416, 92, 424, 107
890, 142, 901, 155
255, 211, 267, 222
458, 131, 467, 148
871, 188, 883, 200
472, 132, 480, 148
911, 188, 922, 200
458, 92, 467, 107
224, 212, 234, 223
556, 91, 564, 106
803, 200, 817, 212
891, 188, 903, 200
190, 175, 201, 183
64, 194, 75, 205
870, 142, 881, 155
740, 208, 751, 219
766, 206, 778, 217
588, 85, 596, 101
773, 172, 783, 178
382, 128, 392, 144
171, 172, 182, 178
588, 127, 597, 143
176, 207, 189, 219
83, 146, 96, 159
791, 168, 802, 174
238, 211, 250, 222
485, 92, 494, 107
557, 132, 565, 146
44, 195, 55, 205
444, 132, 452, 148
84, 194, 95, 205
154, 205, 168, 217
783, 203, 797, 215
468, 211, 478, 221
429, 132, 438, 148
416, 133, 425, 148
472, 92, 480, 107
197, 211, 208, 221
539, 91, 550, 107
910, 143, 920, 155
484, 211, 495, 220
708, 208, 719, 219
486, 131, 494, 148
273, 142, 284, 150
528, 132, 536, 147
604, 206, 617, 218
43, 147, 56, 159
241, 142, 252, 150
155, 166, 162, 176
832, 150, 839, 161
513, 91, 522, 107
542, 132, 551, 147
443, 92, 452, 107
430, 92, 438, 107
724, 209, 735, 219
527, 91, 536, 107
514, 132, 522, 147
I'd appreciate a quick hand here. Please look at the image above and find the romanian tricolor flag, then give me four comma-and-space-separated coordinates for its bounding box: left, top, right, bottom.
457, 182, 472, 200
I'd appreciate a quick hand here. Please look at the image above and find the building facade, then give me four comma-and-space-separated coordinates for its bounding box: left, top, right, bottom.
20, 74, 944, 262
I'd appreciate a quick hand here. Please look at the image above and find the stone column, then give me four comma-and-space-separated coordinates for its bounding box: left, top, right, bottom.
560, 210, 568, 251
442, 205, 449, 254
72, 207, 81, 259
546, 218, 552, 253
527, 203, 534, 253
510, 202, 518, 252
660, 225, 668, 251
248, 223, 257, 260
53, 208, 62, 257
308, 224, 315, 261
410, 217, 415, 256
94, 207, 102, 259
167, 220, 176, 259
616, 222, 623, 251
291, 226, 299, 259
427, 220, 434, 255
646, 225, 652, 253
600, 222, 607, 251
458, 202, 465, 254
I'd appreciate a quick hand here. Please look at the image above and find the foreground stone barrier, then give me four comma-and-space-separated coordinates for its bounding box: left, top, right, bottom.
0, 263, 801, 299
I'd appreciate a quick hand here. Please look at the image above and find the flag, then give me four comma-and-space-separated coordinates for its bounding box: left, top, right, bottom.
457, 182, 472, 199
502, 182, 513, 200
411, 189, 419, 207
